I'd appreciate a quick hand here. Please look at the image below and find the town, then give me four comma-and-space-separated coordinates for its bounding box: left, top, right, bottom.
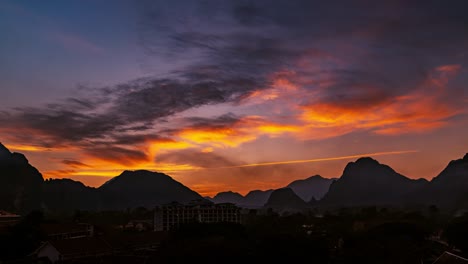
1, 199, 468, 263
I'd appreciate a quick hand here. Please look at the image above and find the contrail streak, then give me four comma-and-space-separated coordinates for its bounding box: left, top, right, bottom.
210, 150, 419, 169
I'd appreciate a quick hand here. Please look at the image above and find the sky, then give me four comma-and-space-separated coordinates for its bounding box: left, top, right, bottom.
0, 0, 467, 197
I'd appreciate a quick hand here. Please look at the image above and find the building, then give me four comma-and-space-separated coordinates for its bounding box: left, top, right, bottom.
0, 210, 20, 227
432, 251, 468, 264
35, 237, 112, 263
34, 232, 167, 263
41, 222, 94, 240
123, 219, 153, 232
154, 199, 242, 231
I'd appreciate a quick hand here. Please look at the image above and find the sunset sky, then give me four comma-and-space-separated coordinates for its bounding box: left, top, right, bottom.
1, 0, 467, 197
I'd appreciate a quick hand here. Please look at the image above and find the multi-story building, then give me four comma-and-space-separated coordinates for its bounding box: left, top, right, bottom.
154, 199, 242, 231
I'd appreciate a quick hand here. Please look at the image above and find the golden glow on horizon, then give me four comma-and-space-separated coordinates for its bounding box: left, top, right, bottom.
43, 150, 419, 182
44, 162, 201, 179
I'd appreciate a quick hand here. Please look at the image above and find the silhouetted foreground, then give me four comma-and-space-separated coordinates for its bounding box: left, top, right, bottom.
2, 207, 468, 263
1, 144, 468, 263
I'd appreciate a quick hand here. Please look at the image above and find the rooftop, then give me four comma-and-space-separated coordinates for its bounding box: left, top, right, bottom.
0, 210, 20, 217
433, 251, 468, 264
41, 222, 91, 235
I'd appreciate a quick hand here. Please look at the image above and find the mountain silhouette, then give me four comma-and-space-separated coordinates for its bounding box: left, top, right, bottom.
264, 188, 309, 212
42, 170, 205, 211
98, 170, 204, 210
42, 178, 98, 212
242, 189, 274, 208
210, 191, 244, 204
424, 153, 468, 209
209, 189, 274, 208
2, 142, 467, 213
0, 143, 11, 160
319, 157, 427, 207
286, 175, 335, 201
0, 143, 43, 213
209, 175, 334, 208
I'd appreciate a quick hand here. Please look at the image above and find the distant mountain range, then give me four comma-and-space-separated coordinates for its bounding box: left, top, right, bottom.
208, 175, 334, 208
264, 188, 309, 212
210, 155, 468, 211
41, 170, 203, 212
1, 142, 467, 213
210, 189, 274, 209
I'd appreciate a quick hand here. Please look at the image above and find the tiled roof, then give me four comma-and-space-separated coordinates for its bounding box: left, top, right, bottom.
102, 231, 168, 250
41, 223, 90, 235
433, 251, 468, 264
0, 210, 20, 217
58, 255, 161, 264
38, 231, 168, 256
48, 237, 112, 256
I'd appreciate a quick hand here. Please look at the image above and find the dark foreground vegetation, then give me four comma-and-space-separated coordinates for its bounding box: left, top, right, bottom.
1, 206, 468, 263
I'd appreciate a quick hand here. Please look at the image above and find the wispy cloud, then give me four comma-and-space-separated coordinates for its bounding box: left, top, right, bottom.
61, 160, 91, 168
209, 150, 419, 169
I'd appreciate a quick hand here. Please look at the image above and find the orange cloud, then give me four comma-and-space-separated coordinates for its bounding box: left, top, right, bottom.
177, 127, 257, 148
257, 124, 299, 135
201, 147, 214, 153
430, 64, 461, 88
175, 116, 301, 149
299, 64, 462, 137
148, 138, 193, 155
244, 70, 301, 104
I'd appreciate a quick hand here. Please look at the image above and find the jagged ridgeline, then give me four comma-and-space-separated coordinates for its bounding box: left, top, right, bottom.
0, 143, 203, 213
1, 142, 467, 213
0, 143, 43, 213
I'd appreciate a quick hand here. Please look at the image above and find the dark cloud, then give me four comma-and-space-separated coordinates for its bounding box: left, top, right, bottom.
157, 113, 243, 137
83, 145, 148, 165
0, 73, 262, 154
7, 106, 118, 143
61, 160, 91, 168
232, 3, 264, 26
110, 77, 264, 124
110, 134, 163, 145
182, 113, 240, 129
156, 149, 238, 168
140, 0, 468, 107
